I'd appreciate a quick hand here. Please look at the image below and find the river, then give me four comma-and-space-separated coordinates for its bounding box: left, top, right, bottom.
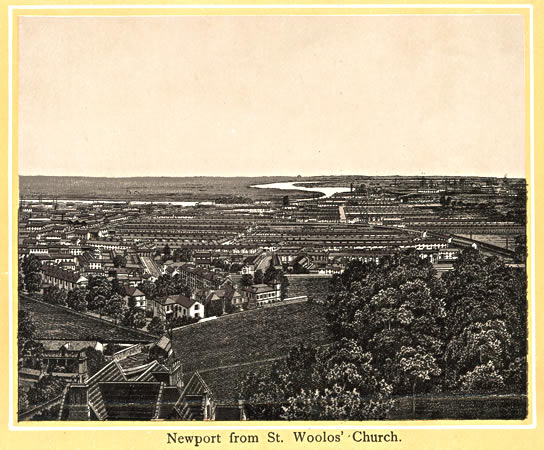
251, 181, 351, 199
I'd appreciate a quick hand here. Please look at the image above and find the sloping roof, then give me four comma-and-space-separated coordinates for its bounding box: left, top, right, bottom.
165, 294, 197, 309
41, 264, 86, 284
242, 283, 276, 294
124, 286, 145, 297
157, 386, 183, 419
99, 382, 161, 420
87, 360, 126, 420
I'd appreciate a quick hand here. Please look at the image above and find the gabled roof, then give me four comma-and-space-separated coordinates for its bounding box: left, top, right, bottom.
165, 294, 198, 309
124, 286, 145, 297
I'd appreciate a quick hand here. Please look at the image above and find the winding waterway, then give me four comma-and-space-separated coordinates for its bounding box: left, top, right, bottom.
251, 181, 351, 199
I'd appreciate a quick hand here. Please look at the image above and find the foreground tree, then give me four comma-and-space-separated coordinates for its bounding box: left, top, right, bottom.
241, 341, 393, 420
442, 249, 527, 393
25, 376, 66, 407
138, 280, 157, 300
325, 251, 446, 397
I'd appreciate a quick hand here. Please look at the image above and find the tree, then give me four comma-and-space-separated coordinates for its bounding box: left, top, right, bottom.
42, 285, 67, 306
122, 307, 147, 329
459, 361, 506, 393
22, 254, 41, 277
514, 234, 527, 263
103, 293, 127, 323
324, 251, 445, 397
26, 376, 66, 407
253, 269, 264, 284
147, 316, 165, 336
173, 248, 182, 262
442, 249, 527, 393
155, 274, 173, 297
292, 263, 310, 274
24, 272, 42, 293
240, 274, 253, 288
398, 346, 441, 418
67, 287, 88, 312
86, 276, 112, 317
84, 347, 107, 377
111, 277, 126, 296
138, 280, 157, 300
263, 264, 289, 299
112, 254, 127, 268
18, 270, 25, 294
18, 310, 42, 366
179, 248, 193, 262
240, 341, 393, 420
263, 264, 278, 285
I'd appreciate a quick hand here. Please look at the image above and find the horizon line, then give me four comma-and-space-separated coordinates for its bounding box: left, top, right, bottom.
18, 173, 526, 179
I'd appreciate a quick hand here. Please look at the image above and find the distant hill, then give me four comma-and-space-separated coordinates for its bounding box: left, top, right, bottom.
19, 175, 316, 202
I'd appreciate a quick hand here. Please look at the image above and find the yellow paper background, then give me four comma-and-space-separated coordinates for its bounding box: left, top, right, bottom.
0, 1, 541, 448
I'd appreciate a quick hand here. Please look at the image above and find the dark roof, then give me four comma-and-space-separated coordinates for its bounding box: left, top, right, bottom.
165, 294, 197, 308
124, 286, 145, 297
158, 386, 184, 419
99, 382, 161, 420
87, 360, 126, 420
41, 264, 86, 284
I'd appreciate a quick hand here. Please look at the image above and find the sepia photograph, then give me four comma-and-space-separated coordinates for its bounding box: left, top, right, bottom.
15, 12, 529, 425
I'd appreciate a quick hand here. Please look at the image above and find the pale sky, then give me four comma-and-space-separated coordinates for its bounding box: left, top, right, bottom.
18, 15, 526, 178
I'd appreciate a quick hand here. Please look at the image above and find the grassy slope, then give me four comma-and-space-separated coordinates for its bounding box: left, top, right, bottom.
172, 302, 331, 376
19, 295, 156, 343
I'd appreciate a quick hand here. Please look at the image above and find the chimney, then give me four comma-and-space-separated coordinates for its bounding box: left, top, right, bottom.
65, 384, 90, 421
78, 351, 88, 383
168, 357, 183, 389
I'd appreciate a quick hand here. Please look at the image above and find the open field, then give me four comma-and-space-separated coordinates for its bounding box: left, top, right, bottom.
287, 276, 331, 303
19, 295, 155, 343
19, 176, 322, 202
172, 301, 331, 377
